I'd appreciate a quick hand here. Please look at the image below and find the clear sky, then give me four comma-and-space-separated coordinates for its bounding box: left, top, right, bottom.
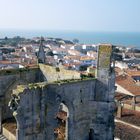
0, 0, 140, 32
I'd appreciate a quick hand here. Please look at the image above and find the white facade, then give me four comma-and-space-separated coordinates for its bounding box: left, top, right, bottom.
115, 61, 128, 69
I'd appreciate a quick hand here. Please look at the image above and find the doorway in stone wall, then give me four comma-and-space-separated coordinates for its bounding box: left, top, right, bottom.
54, 102, 69, 140
89, 129, 94, 140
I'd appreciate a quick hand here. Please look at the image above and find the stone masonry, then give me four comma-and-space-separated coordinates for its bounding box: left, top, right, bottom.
0, 44, 115, 140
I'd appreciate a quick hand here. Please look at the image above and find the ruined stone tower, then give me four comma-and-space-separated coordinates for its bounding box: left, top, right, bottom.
0, 44, 115, 140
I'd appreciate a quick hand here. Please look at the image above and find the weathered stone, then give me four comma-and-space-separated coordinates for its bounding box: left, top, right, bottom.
0, 44, 115, 140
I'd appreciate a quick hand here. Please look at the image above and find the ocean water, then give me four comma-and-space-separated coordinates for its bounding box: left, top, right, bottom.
0, 30, 140, 48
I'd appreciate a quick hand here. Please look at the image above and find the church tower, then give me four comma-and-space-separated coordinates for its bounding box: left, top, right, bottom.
38, 37, 46, 64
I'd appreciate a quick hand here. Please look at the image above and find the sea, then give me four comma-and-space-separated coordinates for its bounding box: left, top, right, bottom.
0, 30, 140, 49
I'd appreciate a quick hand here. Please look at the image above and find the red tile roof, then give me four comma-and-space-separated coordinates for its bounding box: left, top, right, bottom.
126, 69, 140, 77
0, 60, 11, 64
118, 108, 140, 127
116, 75, 140, 95
115, 122, 140, 140
80, 56, 95, 61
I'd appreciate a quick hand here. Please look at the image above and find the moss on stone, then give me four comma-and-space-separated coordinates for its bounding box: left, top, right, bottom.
13, 85, 26, 95
0, 67, 39, 76
11, 77, 96, 97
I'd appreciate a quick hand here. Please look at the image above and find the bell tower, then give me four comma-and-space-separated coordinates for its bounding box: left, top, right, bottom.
38, 37, 46, 64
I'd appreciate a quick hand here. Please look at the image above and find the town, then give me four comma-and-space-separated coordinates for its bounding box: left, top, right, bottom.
0, 36, 140, 140
0, 36, 140, 70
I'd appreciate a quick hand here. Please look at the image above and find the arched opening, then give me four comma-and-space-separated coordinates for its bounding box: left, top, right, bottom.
1, 80, 26, 140
54, 102, 69, 140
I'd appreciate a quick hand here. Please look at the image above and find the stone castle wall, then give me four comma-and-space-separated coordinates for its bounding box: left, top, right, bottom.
9, 78, 115, 140
0, 68, 44, 120
0, 44, 115, 140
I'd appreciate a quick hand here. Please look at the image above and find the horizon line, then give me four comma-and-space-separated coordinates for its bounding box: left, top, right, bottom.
0, 28, 140, 33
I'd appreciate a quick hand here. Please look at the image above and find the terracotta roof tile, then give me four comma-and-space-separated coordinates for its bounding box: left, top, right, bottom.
116, 75, 140, 95
126, 69, 140, 77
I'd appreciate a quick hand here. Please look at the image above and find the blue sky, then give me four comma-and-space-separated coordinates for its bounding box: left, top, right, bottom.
0, 0, 140, 32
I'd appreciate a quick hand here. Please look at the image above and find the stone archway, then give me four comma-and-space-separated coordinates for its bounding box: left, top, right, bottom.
1, 79, 27, 139
3, 79, 27, 120
54, 102, 69, 140
89, 129, 94, 140
44, 91, 75, 140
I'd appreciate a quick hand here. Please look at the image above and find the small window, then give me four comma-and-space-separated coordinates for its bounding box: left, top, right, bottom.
56, 67, 60, 72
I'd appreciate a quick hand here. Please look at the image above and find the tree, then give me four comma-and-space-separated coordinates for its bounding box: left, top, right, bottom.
73, 38, 79, 44
4, 36, 8, 40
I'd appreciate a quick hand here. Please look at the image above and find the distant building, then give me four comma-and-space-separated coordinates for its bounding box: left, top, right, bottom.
23, 45, 33, 53
0, 61, 24, 69
0, 50, 3, 60
115, 61, 128, 69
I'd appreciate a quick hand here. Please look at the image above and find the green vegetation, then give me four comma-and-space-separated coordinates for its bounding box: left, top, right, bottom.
28, 83, 44, 89
53, 77, 96, 85
73, 38, 79, 44
0, 36, 26, 47
0, 67, 39, 76
11, 75, 96, 96
13, 85, 26, 95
